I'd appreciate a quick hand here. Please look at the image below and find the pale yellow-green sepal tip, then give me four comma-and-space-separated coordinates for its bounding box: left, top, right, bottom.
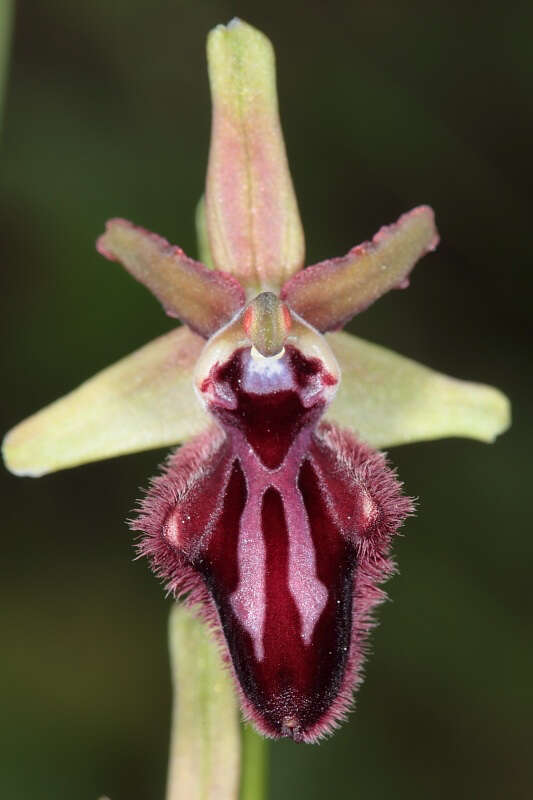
2, 327, 209, 477
326, 331, 511, 449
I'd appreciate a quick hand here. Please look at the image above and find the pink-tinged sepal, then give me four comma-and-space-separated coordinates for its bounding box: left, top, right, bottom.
205, 20, 305, 291
135, 313, 412, 742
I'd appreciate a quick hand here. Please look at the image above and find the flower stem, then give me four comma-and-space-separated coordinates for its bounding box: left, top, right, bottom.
240, 725, 269, 800
166, 603, 241, 800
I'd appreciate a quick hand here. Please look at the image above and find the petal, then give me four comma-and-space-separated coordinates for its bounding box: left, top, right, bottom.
325, 331, 511, 447
205, 19, 305, 291
97, 218, 245, 338
281, 206, 438, 331
3, 326, 209, 477
166, 603, 240, 800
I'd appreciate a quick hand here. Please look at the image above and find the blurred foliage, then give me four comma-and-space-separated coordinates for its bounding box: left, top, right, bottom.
0, 0, 13, 121
1, 1, 531, 799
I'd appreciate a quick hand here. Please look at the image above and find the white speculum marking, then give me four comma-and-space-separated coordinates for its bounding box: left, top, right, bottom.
284, 488, 328, 645
229, 476, 328, 662
242, 347, 292, 393
230, 491, 267, 661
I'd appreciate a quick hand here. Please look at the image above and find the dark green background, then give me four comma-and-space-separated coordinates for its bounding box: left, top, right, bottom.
1, 1, 531, 798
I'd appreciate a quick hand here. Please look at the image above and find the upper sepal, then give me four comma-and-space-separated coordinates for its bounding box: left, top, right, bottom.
205, 19, 305, 291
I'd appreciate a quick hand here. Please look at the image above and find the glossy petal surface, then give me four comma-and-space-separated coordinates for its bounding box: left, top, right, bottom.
205, 19, 305, 290
282, 206, 438, 331
3, 327, 208, 476
97, 218, 245, 338
325, 330, 510, 447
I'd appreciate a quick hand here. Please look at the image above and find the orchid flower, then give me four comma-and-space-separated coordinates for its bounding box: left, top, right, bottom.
2, 19, 509, 745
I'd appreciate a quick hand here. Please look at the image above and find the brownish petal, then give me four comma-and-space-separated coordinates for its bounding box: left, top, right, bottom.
281, 206, 438, 331
97, 218, 245, 338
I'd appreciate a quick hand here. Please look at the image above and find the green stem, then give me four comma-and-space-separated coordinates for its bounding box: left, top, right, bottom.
166, 603, 270, 800
240, 725, 269, 800
166, 604, 241, 800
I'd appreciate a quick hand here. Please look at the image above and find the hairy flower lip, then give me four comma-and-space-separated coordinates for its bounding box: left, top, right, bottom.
133, 314, 412, 742
134, 417, 414, 742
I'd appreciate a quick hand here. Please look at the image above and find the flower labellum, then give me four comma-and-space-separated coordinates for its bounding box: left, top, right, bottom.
2, 19, 510, 743
137, 294, 413, 740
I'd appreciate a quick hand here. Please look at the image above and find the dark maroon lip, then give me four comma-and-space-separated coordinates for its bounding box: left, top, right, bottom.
134, 345, 413, 741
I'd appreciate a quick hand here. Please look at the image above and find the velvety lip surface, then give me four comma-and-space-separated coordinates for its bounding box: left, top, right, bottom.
136, 342, 411, 740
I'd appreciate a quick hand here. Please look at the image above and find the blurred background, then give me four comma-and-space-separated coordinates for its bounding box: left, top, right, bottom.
1, 1, 531, 798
